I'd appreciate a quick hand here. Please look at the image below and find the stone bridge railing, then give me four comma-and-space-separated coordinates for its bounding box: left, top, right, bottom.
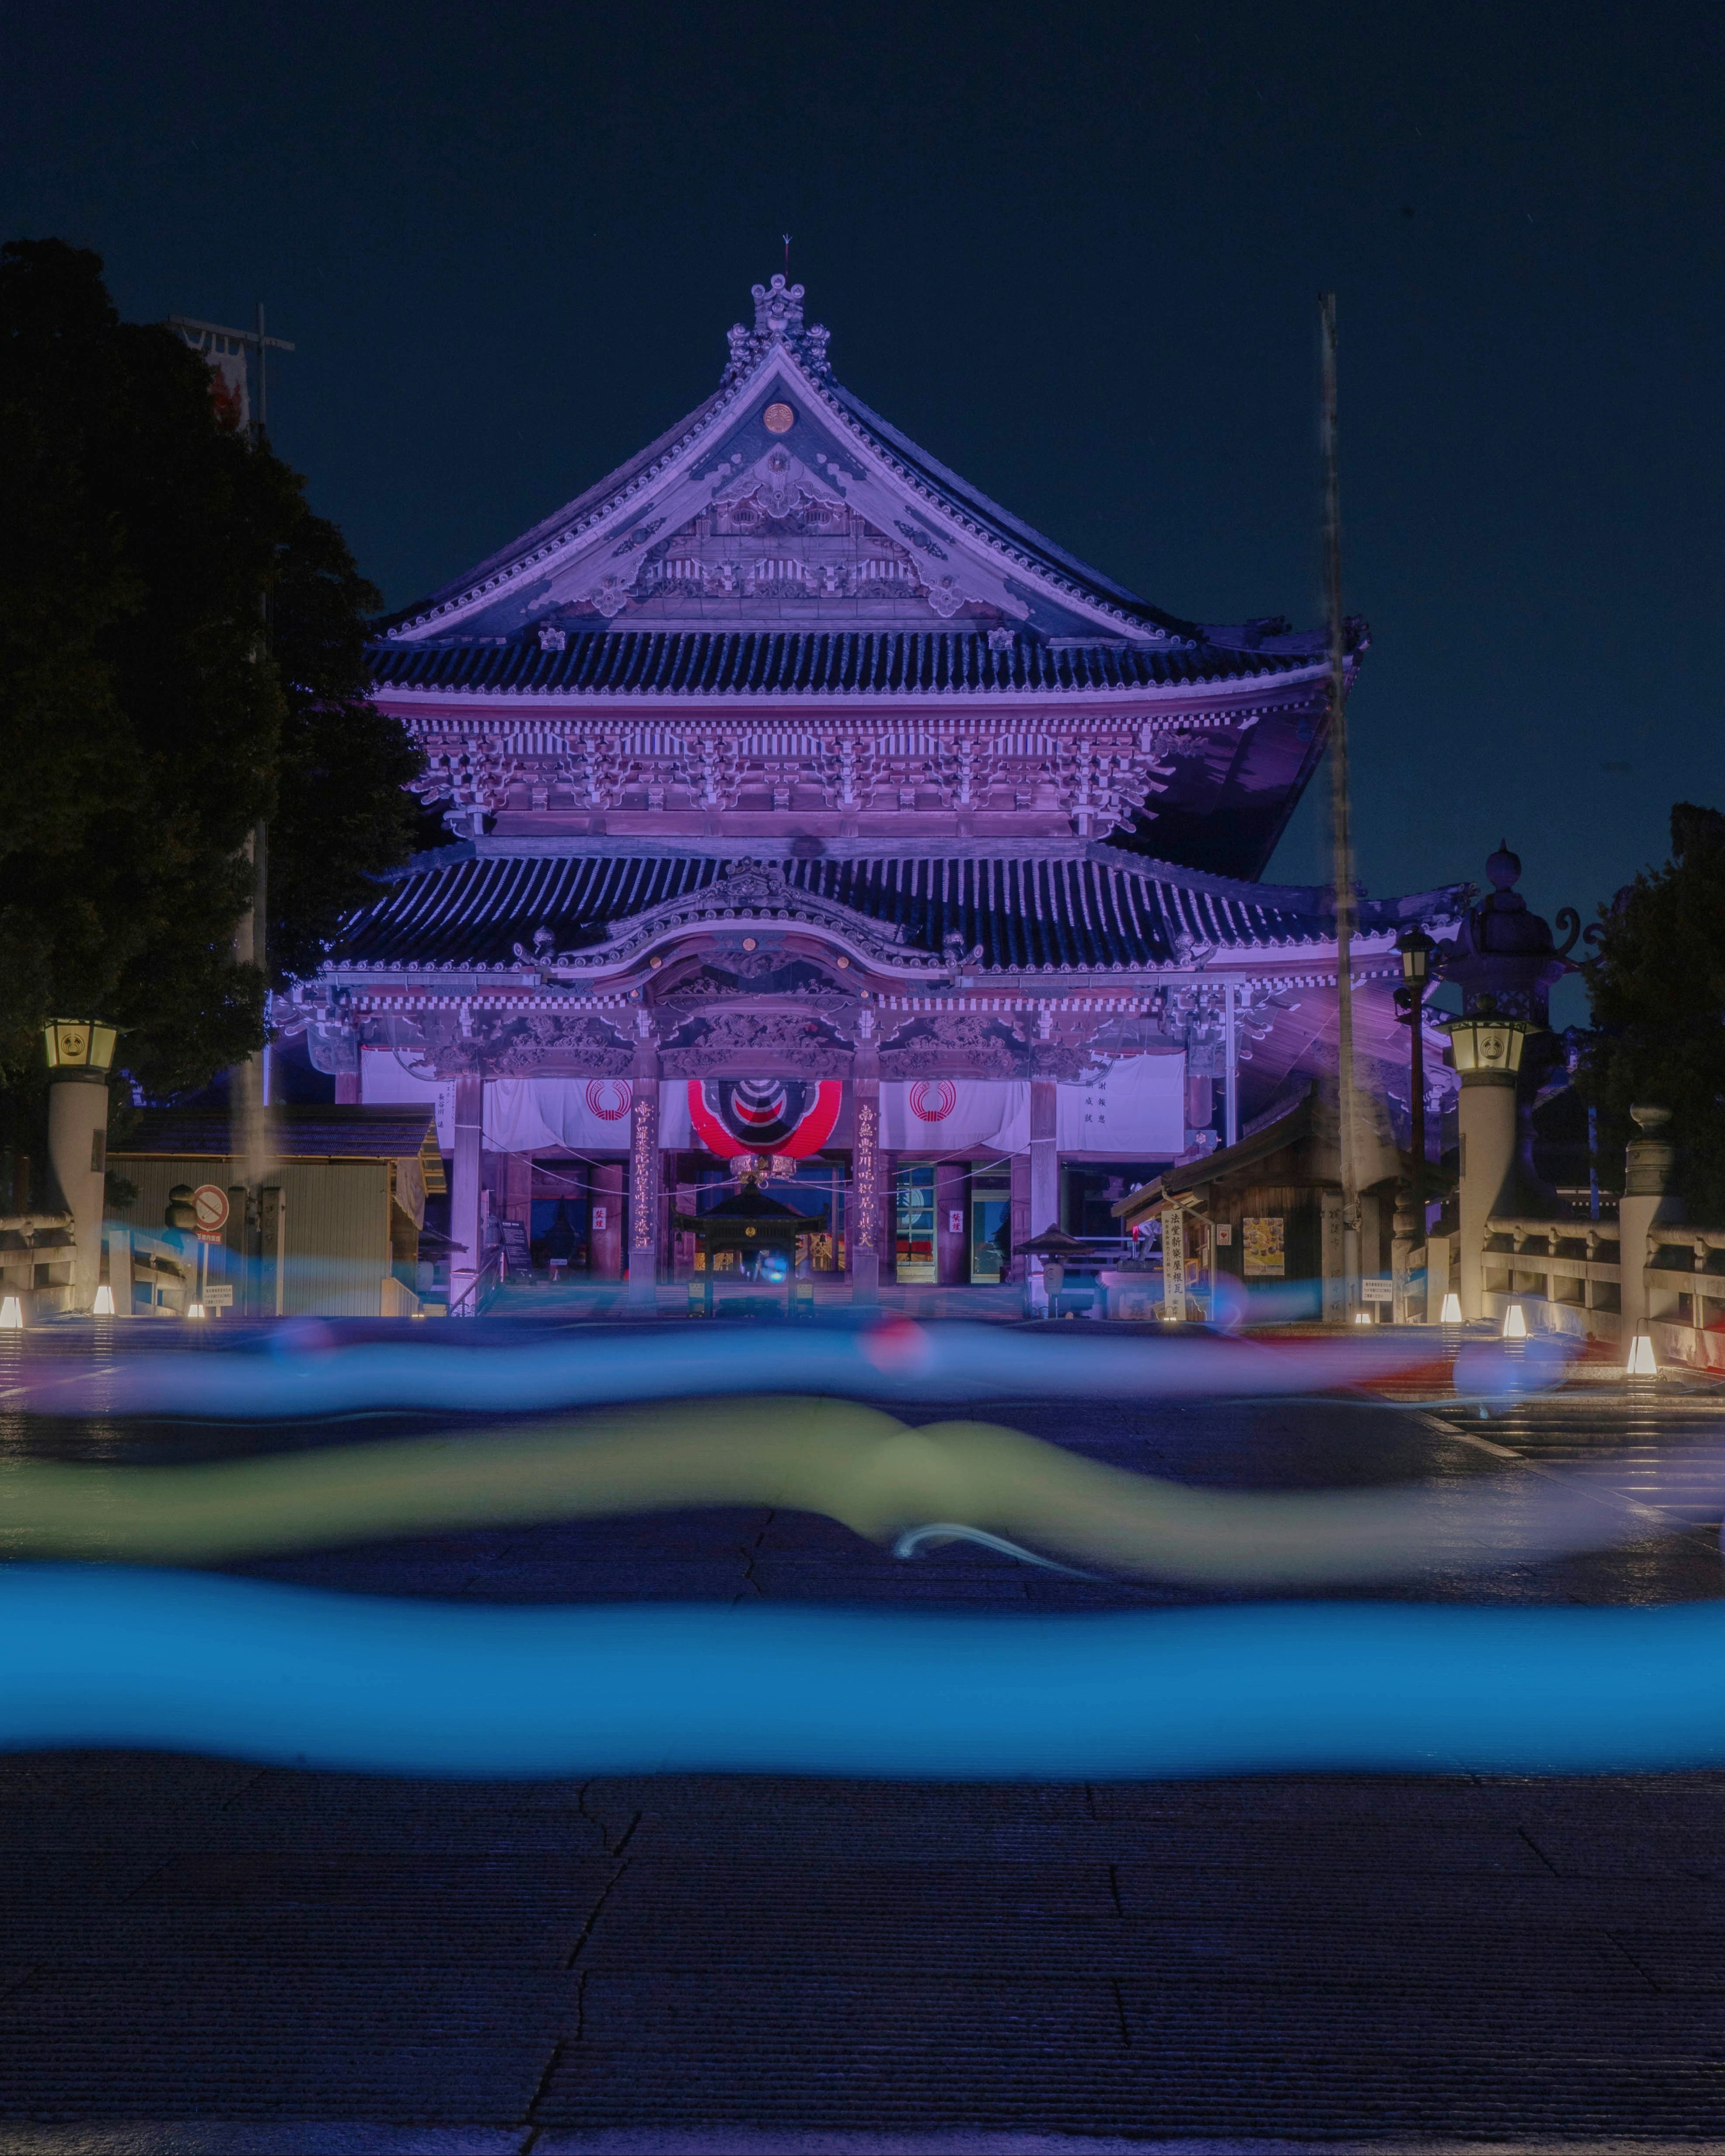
1423, 1105, 1725, 1374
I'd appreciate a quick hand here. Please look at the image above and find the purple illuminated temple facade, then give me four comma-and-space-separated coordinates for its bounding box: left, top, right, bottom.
277, 275, 1463, 1306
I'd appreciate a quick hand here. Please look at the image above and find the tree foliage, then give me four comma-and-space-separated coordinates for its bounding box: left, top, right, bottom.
0, 238, 421, 1103
1581, 801, 1725, 1216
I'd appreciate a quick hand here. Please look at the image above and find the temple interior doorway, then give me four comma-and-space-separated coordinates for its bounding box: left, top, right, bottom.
893, 1165, 936, 1282
1062, 1162, 1170, 1239
970, 1179, 1011, 1284
590, 1162, 624, 1279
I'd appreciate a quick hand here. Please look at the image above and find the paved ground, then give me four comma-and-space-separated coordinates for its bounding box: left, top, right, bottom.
2, 1330, 1725, 2150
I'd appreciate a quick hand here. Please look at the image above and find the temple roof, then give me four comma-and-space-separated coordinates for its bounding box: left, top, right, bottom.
370, 624, 1337, 700
327, 844, 1453, 978
376, 275, 1345, 664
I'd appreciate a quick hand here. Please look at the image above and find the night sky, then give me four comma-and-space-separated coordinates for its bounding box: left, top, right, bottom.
7, 3, 1720, 1023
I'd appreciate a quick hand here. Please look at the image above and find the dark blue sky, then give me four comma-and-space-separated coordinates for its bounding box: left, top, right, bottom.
7, 1, 1719, 1022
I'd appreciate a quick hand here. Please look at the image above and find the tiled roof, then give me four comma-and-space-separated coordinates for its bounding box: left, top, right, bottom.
828, 383, 1172, 627
368, 627, 1334, 701
329, 849, 1381, 975
114, 1106, 439, 1162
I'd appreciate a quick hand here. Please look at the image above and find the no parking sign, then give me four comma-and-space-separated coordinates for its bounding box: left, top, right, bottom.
191, 1184, 230, 1245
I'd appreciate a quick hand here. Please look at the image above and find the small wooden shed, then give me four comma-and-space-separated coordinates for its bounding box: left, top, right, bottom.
1111, 1079, 1402, 1321
110, 1105, 446, 1318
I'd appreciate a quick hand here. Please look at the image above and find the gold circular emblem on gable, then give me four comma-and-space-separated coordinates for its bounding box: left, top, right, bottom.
762, 402, 796, 434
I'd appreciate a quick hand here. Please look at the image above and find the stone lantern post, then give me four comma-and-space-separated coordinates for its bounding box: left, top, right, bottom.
1441, 997, 1536, 1320
1433, 846, 1579, 1322
42, 1020, 118, 1314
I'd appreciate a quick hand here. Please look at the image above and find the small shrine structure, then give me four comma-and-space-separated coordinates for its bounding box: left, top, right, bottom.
276, 275, 1464, 1305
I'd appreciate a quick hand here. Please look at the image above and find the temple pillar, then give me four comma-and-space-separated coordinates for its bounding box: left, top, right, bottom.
1029, 1075, 1058, 1235
660, 1149, 678, 1277
850, 1014, 880, 1303
449, 1074, 483, 1314
673, 1166, 698, 1280
335, 1072, 361, 1106
627, 1029, 661, 1310
935, 1160, 968, 1286
1009, 1152, 1030, 1284
1028, 1075, 1059, 1313
501, 1148, 533, 1232
591, 1163, 624, 1279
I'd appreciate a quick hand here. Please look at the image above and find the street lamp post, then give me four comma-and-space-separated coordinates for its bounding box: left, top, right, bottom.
1395, 927, 1437, 1214
42, 1020, 119, 1314
1391, 928, 1437, 1325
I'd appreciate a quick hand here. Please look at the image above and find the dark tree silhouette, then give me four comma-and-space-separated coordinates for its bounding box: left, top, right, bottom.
1581, 801, 1725, 1215
0, 238, 422, 1108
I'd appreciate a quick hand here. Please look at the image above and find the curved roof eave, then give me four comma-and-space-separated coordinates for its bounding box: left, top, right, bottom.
826, 382, 1189, 634
375, 382, 734, 636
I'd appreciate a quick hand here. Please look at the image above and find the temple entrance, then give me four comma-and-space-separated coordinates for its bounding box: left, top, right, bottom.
894, 1164, 936, 1282
970, 1179, 1011, 1283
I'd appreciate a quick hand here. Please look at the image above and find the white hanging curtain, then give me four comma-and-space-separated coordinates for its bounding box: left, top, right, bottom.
1057, 1054, 1186, 1154
879, 1080, 1029, 1152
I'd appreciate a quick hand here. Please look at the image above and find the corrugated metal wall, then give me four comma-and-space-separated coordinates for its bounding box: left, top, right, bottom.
111, 1159, 393, 1317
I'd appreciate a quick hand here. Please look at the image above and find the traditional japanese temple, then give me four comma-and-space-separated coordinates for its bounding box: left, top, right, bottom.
278, 274, 1462, 1308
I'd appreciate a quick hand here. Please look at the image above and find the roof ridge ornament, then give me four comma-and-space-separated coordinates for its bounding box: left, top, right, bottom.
724, 273, 831, 385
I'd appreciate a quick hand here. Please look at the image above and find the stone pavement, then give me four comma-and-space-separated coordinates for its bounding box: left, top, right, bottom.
2, 1362, 1725, 2150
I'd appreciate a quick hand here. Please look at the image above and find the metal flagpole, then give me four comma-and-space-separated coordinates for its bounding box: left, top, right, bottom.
1319, 292, 1361, 1319
168, 306, 296, 1308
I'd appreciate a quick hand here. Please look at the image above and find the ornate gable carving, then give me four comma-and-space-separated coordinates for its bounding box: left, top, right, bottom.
722, 274, 832, 383
659, 1008, 850, 1077
575, 474, 984, 626
880, 1012, 1029, 1078
381, 1010, 633, 1080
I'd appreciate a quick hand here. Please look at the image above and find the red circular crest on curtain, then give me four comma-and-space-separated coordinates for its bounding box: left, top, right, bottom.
584, 1079, 632, 1122
908, 1078, 959, 1122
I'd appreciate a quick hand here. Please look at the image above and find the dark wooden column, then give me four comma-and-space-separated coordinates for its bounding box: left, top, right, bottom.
627, 1018, 661, 1309
449, 1074, 483, 1314
850, 1010, 880, 1303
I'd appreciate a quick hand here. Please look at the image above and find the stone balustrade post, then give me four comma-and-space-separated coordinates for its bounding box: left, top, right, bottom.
1620, 1103, 1681, 1345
